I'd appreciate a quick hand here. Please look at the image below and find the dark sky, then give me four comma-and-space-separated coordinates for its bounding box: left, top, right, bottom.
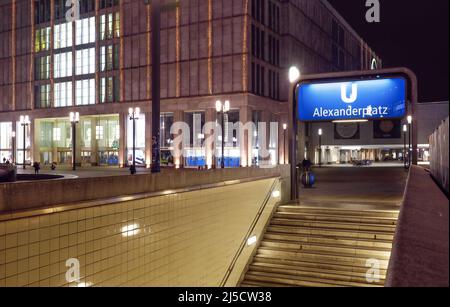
327, 0, 449, 102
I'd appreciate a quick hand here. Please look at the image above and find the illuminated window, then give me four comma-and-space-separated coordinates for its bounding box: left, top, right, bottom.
75, 17, 96, 45
96, 125, 104, 140
75, 48, 95, 75
35, 27, 51, 52
100, 76, 120, 103
100, 13, 120, 40
54, 52, 73, 78
53, 128, 61, 141
54, 22, 73, 49
54, 82, 73, 107
35, 55, 50, 80
76, 79, 96, 106
35, 84, 51, 109
100, 45, 119, 71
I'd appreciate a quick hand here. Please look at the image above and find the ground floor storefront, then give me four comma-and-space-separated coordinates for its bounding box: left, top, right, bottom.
0, 94, 289, 169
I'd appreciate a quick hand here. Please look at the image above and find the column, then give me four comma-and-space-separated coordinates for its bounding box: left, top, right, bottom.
32, 119, 39, 163
119, 113, 126, 167
174, 110, 184, 168
75, 121, 82, 166
90, 117, 98, 166
205, 108, 215, 168
239, 106, 252, 167
145, 112, 152, 168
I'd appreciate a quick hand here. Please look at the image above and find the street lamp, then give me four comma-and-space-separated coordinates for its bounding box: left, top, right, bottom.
288, 66, 301, 201
69, 112, 80, 171
403, 124, 408, 169
216, 100, 230, 169
282, 123, 287, 164
407, 115, 413, 168
318, 129, 323, 168
19, 115, 31, 169
129, 107, 141, 174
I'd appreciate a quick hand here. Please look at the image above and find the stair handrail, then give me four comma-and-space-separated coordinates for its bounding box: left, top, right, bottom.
219, 177, 280, 287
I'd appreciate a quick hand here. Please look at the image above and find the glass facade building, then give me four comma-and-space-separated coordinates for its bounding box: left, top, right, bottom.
0, 0, 382, 168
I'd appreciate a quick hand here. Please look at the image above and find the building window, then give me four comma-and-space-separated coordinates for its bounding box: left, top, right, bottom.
127, 114, 146, 165
100, 45, 119, 71
75, 48, 95, 75
35, 0, 51, 24
100, 13, 120, 41
0, 122, 13, 163
100, 0, 119, 9
35, 84, 51, 109
75, 17, 96, 46
99, 76, 120, 103
79, 0, 96, 14
75, 79, 96, 105
35, 55, 50, 80
54, 22, 73, 49
35, 27, 51, 52
54, 82, 73, 107
54, 52, 73, 78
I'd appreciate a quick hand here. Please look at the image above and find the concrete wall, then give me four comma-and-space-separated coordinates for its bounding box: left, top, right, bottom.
0, 177, 281, 287
386, 166, 449, 287
0, 165, 290, 212
429, 117, 449, 194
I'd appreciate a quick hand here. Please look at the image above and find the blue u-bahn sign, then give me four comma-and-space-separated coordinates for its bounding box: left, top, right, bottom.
298, 77, 407, 121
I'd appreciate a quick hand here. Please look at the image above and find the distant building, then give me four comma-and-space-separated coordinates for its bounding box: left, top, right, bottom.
308, 101, 449, 166
0, 0, 381, 168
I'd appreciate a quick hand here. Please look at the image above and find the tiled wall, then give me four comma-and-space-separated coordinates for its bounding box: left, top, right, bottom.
0, 178, 280, 287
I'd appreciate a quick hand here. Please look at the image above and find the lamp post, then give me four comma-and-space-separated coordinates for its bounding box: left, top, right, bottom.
288, 66, 300, 201
19, 115, 30, 169
403, 124, 408, 169
318, 129, 323, 168
282, 123, 287, 164
216, 100, 230, 169
407, 115, 413, 168
69, 112, 80, 171
129, 107, 141, 174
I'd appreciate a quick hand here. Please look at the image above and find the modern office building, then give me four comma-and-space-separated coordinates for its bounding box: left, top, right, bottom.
0, 0, 382, 168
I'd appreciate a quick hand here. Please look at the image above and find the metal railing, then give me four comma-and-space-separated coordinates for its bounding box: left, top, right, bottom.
219, 177, 280, 287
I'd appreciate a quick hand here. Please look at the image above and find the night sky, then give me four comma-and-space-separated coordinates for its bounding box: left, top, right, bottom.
327, 0, 449, 102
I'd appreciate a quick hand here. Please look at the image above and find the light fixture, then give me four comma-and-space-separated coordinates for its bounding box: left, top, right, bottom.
247, 235, 257, 246
289, 66, 300, 84
69, 112, 80, 123
215, 100, 222, 112
283, 123, 287, 130
121, 223, 141, 237
403, 124, 408, 132
407, 115, 413, 124
272, 190, 281, 198
77, 281, 93, 287
332, 119, 368, 123
318, 129, 323, 136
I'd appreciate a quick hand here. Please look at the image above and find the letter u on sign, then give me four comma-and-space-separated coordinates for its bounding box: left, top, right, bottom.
341, 84, 358, 104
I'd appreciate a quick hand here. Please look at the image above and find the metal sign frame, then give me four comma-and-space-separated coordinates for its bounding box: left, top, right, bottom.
289, 67, 418, 201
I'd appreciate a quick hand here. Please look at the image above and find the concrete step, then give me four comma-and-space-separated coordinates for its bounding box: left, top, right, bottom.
270, 218, 397, 233
260, 239, 392, 255
244, 271, 382, 287
264, 232, 393, 249
278, 206, 399, 219
273, 211, 398, 226
266, 225, 395, 241
251, 256, 387, 276
240, 205, 397, 288
256, 248, 390, 268
248, 263, 385, 285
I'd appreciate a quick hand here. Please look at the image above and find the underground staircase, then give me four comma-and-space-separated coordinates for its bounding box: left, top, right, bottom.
241, 205, 399, 287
